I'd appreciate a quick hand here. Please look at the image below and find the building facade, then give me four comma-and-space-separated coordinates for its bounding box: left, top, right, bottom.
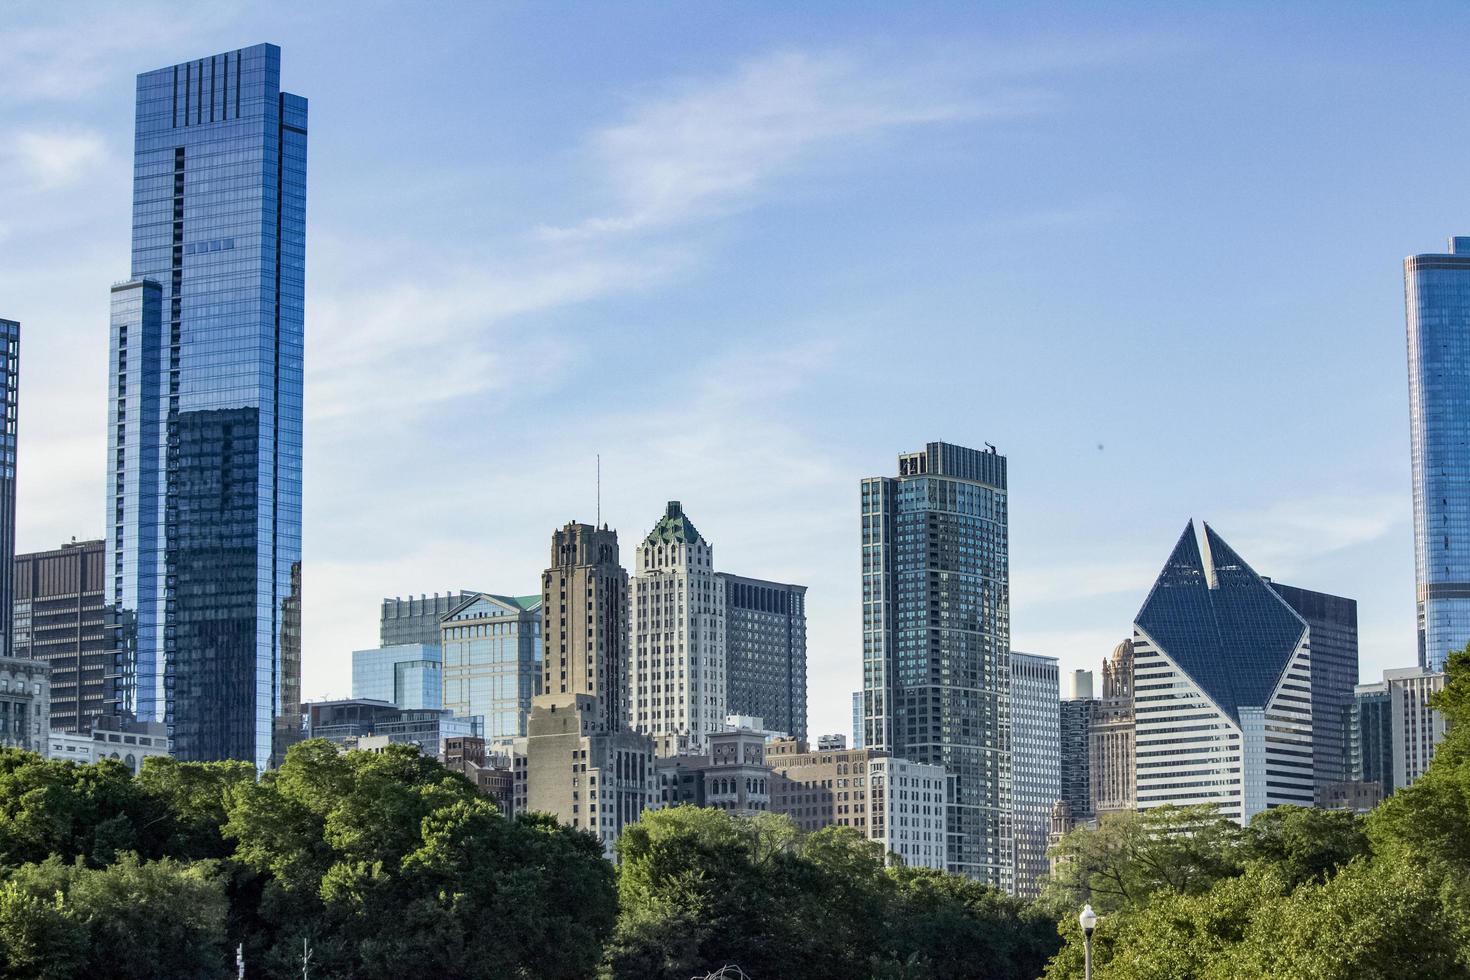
1132, 522, 1314, 824
630, 502, 726, 755
439, 593, 542, 742
719, 572, 807, 741
861, 441, 1011, 885
1386, 666, 1448, 790
1268, 581, 1358, 795
524, 523, 657, 856
1009, 651, 1059, 899
656, 727, 772, 815
765, 737, 946, 870
0, 657, 48, 754
48, 716, 169, 772
304, 698, 478, 756
852, 691, 863, 749
1406, 236, 1470, 671
351, 643, 442, 711
0, 319, 15, 657
108, 44, 306, 768
1351, 681, 1394, 795
13, 540, 108, 733
1059, 694, 1097, 821
380, 592, 478, 648
1090, 639, 1136, 815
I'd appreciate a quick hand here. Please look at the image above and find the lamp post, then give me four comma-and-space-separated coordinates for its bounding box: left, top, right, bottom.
1079, 904, 1097, 980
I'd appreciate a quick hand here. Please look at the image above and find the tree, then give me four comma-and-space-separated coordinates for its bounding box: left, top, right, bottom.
1039, 805, 1245, 914
1241, 805, 1370, 889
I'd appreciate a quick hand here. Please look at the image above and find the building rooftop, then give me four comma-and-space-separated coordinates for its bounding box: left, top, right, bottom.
644, 500, 703, 547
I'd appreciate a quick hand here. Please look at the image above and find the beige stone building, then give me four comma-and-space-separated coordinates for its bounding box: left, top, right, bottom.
523, 523, 658, 857
766, 737, 946, 870
1090, 639, 1136, 815
0, 657, 49, 754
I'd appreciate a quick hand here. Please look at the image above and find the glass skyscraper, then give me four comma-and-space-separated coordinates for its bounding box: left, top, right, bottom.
351, 644, 443, 711
861, 441, 1011, 887
1268, 582, 1358, 795
1009, 651, 1059, 899
439, 593, 542, 743
108, 44, 306, 768
1406, 237, 1470, 671
0, 318, 16, 658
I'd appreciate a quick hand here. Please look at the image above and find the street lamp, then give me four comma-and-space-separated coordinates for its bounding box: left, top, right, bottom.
1079, 904, 1098, 980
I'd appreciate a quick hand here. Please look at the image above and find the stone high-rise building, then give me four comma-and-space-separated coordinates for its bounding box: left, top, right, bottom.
1386, 666, 1448, 790
13, 540, 109, 733
630, 502, 726, 755
1090, 639, 1135, 815
861, 441, 1010, 886
523, 522, 657, 855
108, 45, 305, 768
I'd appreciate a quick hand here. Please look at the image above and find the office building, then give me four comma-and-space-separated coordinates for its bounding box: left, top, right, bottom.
817, 734, 847, 751
1060, 691, 1097, 820
1010, 651, 1059, 899
1090, 639, 1135, 815
1351, 681, 1394, 794
852, 691, 863, 749
1386, 666, 1448, 789
655, 726, 772, 815
630, 502, 726, 755
861, 441, 1011, 885
13, 540, 108, 732
719, 572, 807, 740
1268, 582, 1358, 795
351, 643, 442, 711
47, 716, 169, 772
439, 593, 542, 741
380, 592, 478, 648
1132, 521, 1314, 824
1318, 780, 1383, 813
0, 657, 47, 753
303, 698, 478, 756
524, 522, 657, 856
1406, 236, 1470, 671
766, 737, 946, 870
441, 737, 517, 813
108, 45, 306, 768
0, 319, 15, 657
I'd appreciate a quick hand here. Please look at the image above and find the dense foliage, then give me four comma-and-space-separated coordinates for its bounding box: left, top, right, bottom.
1038, 646, 1470, 979
0, 740, 1052, 979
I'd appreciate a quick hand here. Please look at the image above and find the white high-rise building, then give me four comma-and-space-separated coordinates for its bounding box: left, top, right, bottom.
630, 502, 727, 755
1010, 651, 1060, 899
1386, 666, 1448, 789
868, 755, 948, 870
1132, 521, 1314, 825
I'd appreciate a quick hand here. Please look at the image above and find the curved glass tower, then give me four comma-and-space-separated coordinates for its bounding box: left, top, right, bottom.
108, 44, 305, 768
1405, 237, 1470, 671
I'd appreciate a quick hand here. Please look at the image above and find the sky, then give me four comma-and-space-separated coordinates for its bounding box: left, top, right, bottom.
1, 1, 1466, 739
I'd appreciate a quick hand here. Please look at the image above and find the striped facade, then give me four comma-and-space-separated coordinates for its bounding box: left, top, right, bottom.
1133, 522, 1314, 824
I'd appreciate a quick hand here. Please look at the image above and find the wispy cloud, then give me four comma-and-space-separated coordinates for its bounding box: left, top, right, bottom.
541, 50, 1043, 240
8, 130, 109, 189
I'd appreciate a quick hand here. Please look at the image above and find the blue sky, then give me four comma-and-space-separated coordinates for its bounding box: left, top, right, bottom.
2, 1, 1464, 737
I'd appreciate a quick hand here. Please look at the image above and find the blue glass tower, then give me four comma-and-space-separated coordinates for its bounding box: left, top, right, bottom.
108, 44, 305, 768
1406, 237, 1470, 671
861, 442, 1011, 887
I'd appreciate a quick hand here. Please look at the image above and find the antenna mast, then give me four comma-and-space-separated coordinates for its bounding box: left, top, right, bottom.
597, 453, 601, 526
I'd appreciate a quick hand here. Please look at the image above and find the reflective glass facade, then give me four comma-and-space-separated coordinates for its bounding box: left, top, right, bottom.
861, 441, 1011, 887
1406, 237, 1470, 671
351, 643, 442, 711
0, 319, 16, 658
1269, 582, 1358, 792
440, 594, 542, 742
1009, 651, 1058, 899
108, 44, 305, 768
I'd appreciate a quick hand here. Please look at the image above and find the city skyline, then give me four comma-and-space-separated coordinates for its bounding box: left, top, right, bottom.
6, 4, 1465, 740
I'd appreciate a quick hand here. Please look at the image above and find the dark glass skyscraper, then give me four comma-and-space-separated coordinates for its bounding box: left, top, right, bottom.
1267, 582, 1358, 795
108, 44, 305, 768
1405, 237, 1470, 671
719, 573, 808, 739
0, 319, 15, 658
861, 441, 1010, 887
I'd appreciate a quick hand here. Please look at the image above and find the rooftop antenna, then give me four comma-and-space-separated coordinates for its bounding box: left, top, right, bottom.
596, 453, 601, 527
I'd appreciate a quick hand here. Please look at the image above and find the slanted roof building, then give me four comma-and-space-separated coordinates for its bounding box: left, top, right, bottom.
1132, 521, 1314, 823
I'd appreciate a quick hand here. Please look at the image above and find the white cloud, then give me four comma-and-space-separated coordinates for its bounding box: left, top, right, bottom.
8, 130, 109, 189
541, 49, 1041, 240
